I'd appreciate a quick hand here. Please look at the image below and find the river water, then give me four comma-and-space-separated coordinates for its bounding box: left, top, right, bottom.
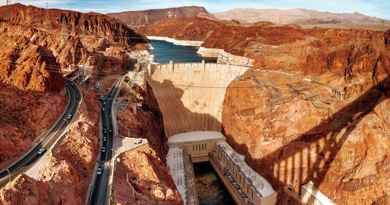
194, 162, 236, 205
149, 40, 216, 64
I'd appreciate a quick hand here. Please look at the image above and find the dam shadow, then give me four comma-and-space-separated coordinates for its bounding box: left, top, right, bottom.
147, 78, 222, 138
147, 77, 241, 204
223, 76, 390, 204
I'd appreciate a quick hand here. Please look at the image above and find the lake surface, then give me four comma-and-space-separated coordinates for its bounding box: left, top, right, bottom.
150, 40, 216, 64
194, 162, 236, 205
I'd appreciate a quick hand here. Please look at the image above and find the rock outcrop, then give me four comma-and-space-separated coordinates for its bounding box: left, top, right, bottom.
114, 80, 182, 204
140, 14, 390, 205
222, 70, 390, 205
386, 29, 390, 48
0, 4, 153, 205
0, 3, 147, 76
215, 8, 390, 30
108, 6, 212, 28
0, 29, 64, 92
0, 3, 145, 47
0, 84, 65, 169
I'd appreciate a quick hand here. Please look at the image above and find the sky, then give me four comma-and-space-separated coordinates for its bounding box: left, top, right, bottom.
2, 0, 390, 20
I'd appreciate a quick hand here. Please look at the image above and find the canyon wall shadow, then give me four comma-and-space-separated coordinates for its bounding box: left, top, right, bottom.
224, 76, 390, 204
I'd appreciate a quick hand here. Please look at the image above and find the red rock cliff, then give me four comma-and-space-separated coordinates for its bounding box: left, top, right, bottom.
109, 6, 212, 27
0, 3, 146, 47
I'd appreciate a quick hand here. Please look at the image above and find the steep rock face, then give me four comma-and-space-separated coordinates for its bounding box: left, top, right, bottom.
0, 4, 148, 205
112, 145, 182, 205
0, 3, 145, 47
140, 17, 390, 77
0, 88, 100, 204
0, 3, 147, 77
113, 82, 182, 204
143, 13, 390, 205
221, 30, 390, 204
385, 29, 390, 48
0, 25, 64, 92
0, 84, 65, 169
108, 6, 211, 27
222, 70, 390, 205
214, 8, 390, 30
139, 17, 306, 55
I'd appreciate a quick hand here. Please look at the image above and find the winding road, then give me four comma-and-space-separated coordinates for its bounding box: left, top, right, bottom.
86, 77, 123, 205
0, 79, 82, 185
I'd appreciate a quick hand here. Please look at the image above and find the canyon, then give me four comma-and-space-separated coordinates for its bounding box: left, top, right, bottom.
0, 2, 389, 205
0, 4, 181, 205
138, 11, 390, 205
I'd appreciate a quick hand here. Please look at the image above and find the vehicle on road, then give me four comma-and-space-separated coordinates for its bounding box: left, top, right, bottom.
37, 148, 46, 155
97, 167, 103, 175
65, 114, 73, 120
134, 139, 143, 145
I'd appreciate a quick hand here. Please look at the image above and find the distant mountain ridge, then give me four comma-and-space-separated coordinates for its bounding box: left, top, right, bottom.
215, 8, 390, 30
108, 6, 212, 27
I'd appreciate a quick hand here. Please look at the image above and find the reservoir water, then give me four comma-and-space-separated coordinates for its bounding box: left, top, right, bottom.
149, 40, 216, 64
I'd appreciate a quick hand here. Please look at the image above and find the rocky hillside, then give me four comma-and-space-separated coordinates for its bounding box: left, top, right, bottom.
223, 70, 390, 205
0, 4, 180, 205
0, 3, 147, 74
0, 83, 65, 169
0, 26, 64, 92
108, 6, 212, 27
215, 8, 390, 30
139, 17, 389, 74
0, 3, 146, 47
142, 16, 390, 204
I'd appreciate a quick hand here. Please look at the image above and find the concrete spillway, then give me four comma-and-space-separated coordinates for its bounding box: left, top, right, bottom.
146, 62, 249, 137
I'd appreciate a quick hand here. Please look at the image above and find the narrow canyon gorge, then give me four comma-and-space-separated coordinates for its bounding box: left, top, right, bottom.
0, 2, 389, 205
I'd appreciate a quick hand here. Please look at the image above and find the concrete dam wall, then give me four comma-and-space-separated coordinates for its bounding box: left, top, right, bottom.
147, 62, 249, 137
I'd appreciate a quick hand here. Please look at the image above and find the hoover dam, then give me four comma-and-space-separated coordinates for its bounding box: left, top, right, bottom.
1, 3, 389, 205
146, 40, 280, 205
147, 62, 249, 137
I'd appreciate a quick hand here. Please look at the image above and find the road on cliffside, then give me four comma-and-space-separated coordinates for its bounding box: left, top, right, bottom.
0, 79, 82, 185
86, 77, 123, 205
